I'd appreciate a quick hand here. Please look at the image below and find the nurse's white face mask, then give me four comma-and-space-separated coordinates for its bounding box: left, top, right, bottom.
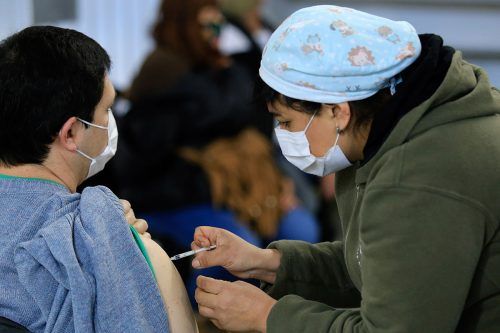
76, 109, 118, 179
274, 112, 352, 177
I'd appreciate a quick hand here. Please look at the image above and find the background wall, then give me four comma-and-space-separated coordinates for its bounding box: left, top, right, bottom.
263, 0, 500, 87
0, 0, 160, 90
1, 0, 499, 89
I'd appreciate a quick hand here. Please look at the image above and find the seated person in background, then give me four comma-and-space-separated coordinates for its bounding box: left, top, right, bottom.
0, 26, 197, 333
115, 0, 319, 305
218, 0, 273, 74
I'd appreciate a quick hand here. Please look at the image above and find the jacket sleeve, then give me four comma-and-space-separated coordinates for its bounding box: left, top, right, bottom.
266, 186, 487, 333
263, 240, 361, 308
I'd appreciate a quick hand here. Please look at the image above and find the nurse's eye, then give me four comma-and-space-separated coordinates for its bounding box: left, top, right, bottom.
278, 121, 290, 129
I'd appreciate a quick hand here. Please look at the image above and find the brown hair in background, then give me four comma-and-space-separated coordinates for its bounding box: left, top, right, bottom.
180, 129, 284, 239
152, 0, 223, 68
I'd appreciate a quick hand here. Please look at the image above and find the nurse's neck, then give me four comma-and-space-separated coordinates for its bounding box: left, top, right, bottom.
341, 120, 372, 163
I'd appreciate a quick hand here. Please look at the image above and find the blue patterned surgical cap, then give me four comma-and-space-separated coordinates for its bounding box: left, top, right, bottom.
259, 5, 422, 103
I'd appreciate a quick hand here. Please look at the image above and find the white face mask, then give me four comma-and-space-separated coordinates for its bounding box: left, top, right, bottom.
274, 112, 352, 177
76, 109, 118, 179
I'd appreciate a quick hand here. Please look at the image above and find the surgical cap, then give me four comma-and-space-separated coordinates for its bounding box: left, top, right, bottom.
259, 5, 422, 103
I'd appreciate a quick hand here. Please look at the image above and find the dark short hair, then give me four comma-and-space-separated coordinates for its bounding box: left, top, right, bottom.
0, 26, 111, 166
256, 77, 391, 133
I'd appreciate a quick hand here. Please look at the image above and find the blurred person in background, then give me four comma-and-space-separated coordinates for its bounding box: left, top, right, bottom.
217, 0, 275, 138
218, 0, 273, 75
219, 0, 332, 238
115, 0, 319, 307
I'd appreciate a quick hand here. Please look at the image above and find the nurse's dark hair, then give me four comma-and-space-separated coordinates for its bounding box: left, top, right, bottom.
256, 78, 391, 133
0, 26, 111, 166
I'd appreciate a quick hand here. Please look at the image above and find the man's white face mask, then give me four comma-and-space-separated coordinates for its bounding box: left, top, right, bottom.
76, 109, 118, 179
274, 112, 352, 176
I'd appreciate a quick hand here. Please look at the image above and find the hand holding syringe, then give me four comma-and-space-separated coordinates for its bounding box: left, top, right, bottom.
170, 245, 217, 261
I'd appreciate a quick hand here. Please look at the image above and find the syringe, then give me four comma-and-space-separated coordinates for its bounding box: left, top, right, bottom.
170, 245, 217, 261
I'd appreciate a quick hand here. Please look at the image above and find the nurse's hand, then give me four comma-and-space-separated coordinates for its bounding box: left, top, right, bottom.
195, 275, 276, 333
191, 226, 281, 284
121, 199, 150, 238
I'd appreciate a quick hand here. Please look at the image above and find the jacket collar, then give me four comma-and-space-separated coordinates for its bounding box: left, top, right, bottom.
355, 51, 500, 184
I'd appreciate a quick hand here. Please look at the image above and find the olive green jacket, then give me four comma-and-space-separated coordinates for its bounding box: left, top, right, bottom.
265, 53, 500, 332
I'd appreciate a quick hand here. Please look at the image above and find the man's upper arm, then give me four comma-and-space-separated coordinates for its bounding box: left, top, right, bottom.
140, 236, 199, 333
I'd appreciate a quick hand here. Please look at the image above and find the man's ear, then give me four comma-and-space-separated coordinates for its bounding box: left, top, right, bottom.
57, 117, 81, 152
332, 102, 351, 131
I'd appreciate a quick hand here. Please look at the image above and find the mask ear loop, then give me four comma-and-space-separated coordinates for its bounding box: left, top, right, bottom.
304, 111, 318, 133
77, 109, 112, 130
77, 118, 108, 130
333, 127, 341, 147
76, 149, 95, 162
75, 109, 114, 161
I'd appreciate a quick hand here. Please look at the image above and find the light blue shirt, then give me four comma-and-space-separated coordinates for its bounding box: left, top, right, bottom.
0, 175, 170, 332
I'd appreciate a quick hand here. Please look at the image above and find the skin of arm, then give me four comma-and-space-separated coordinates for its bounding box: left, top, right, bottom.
141, 235, 199, 333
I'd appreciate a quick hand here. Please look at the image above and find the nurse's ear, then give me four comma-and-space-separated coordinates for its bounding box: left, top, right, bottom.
322, 103, 351, 131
